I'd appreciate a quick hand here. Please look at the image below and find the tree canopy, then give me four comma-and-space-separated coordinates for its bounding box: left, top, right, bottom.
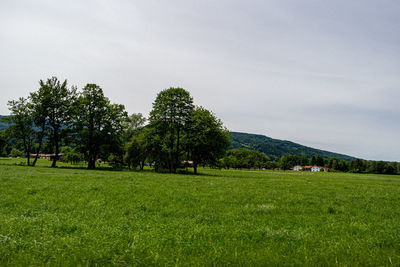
74, 84, 127, 169
148, 87, 194, 173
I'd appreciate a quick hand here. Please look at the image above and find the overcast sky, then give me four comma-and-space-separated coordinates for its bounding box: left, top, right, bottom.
1, 0, 399, 161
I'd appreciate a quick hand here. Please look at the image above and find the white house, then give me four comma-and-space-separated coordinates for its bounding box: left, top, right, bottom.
293, 165, 303, 171
311, 165, 321, 172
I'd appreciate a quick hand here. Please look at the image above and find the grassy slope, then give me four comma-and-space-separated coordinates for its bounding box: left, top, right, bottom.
0, 160, 399, 265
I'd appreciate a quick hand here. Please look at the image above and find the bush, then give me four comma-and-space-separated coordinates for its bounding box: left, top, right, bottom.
108, 153, 124, 169
65, 151, 84, 164
9, 148, 24, 157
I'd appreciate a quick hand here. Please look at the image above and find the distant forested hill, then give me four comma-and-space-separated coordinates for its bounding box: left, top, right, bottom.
0, 115, 10, 131
230, 132, 356, 161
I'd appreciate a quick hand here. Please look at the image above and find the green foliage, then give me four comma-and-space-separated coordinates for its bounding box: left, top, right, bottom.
9, 148, 24, 157
327, 157, 349, 172
74, 84, 127, 169
64, 150, 84, 164
0, 165, 399, 265
60, 146, 72, 154
148, 88, 194, 173
6, 98, 36, 165
35, 77, 77, 167
124, 133, 147, 170
123, 113, 146, 140
107, 153, 124, 169
280, 155, 309, 170
222, 149, 270, 169
185, 107, 231, 174
0, 129, 12, 157
311, 155, 324, 166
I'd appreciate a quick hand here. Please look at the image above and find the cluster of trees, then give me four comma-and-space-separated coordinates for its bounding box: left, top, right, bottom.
279, 154, 399, 174
125, 88, 231, 174
220, 149, 271, 169
2, 78, 127, 168
1, 77, 231, 174
217, 151, 400, 175
344, 158, 399, 174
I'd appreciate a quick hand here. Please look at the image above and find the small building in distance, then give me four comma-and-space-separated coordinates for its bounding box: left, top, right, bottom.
294, 165, 330, 172
304, 166, 312, 171
311, 165, 321, 172
293, 165, 303, 171
322, 167, 330, 172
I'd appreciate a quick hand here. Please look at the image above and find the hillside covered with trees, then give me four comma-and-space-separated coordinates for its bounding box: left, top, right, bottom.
230, 132, 356, 161
0, 116, 10, 131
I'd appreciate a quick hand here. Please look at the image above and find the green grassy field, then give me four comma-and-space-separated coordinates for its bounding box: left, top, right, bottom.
0, 159, 399, 265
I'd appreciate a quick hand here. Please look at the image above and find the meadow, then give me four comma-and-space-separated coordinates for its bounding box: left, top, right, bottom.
0, 158, 399, 265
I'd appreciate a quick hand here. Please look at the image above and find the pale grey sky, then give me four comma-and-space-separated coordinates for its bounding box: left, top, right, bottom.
0, 0, 399, 161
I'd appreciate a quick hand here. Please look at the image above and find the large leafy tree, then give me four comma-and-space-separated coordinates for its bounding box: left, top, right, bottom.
35, 77, 76, 167
185, 107, 231, 174
6, 97, 36, 165
74, 84, 127, 169
148, 87, 194, 173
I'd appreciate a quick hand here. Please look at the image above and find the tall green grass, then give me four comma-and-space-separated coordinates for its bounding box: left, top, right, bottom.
0, 163, 399, 265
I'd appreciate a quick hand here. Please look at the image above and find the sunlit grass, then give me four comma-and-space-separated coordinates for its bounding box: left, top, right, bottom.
0, 157, 110, 169
0, 162, 399, 265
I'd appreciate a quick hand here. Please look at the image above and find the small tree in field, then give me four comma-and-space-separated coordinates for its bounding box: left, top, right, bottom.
124, 133, 147, 170
65, 150, 84, 164
185, 107, 231, 174
7, 97, 36, 166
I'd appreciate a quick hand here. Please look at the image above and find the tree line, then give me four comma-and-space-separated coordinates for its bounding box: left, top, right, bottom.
1, 76, 399, 175
277, 154, 399, 174
216, 151, 399, 174
0, 77, 230, 174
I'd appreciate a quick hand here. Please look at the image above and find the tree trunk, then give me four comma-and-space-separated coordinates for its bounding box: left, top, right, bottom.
51, 128, 59, 167
175, 127, 180, 173
88, 158, 96, 169
87, 147, 96, 169
193, 161, 198, 175
23, 139, 30, 166
26, 151, 30, 166
32, 122, 46, 167
140, 160, 145, 171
